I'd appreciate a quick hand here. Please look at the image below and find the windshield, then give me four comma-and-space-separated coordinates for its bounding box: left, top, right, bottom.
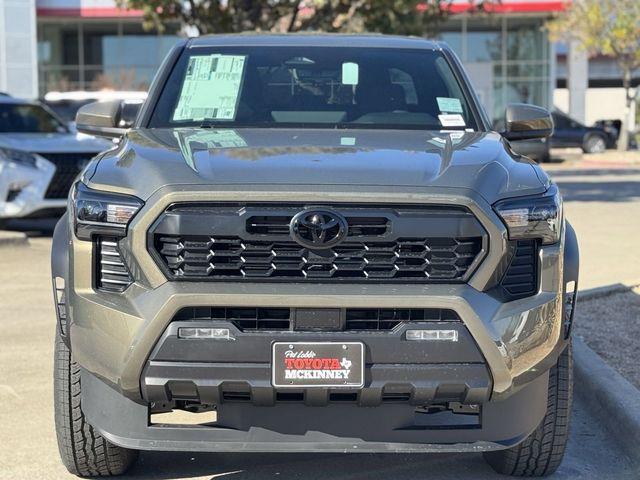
0, 103, 68, 133
150, 46, 478, 131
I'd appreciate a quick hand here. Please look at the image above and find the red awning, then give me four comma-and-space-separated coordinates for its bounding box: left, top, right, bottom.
446, 1, 567, 14
37, 7, 142, 18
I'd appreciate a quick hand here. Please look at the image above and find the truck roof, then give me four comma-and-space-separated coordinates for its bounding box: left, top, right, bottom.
188, 33, 442, 50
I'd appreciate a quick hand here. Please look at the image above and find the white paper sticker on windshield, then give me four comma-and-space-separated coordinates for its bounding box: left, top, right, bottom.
341, 62, 359, 85
437, 97, 463, 113
173, 54, 247, 122
438, 114, 466, 127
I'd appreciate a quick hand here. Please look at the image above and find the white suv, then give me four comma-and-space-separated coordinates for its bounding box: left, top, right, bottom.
0, 95, 110, 219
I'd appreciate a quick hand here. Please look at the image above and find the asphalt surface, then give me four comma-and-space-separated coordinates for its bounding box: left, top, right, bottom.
548, 166, 640, 289
1, 165, 640, 479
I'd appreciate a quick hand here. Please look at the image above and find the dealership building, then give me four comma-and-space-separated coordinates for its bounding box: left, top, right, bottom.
0, 0, 636, 126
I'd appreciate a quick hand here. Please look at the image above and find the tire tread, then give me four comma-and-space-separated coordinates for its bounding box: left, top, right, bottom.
483, 342, 573, 477
54, 329, 138, 477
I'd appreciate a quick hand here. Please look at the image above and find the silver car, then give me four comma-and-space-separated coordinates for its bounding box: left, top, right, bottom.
0, 95, 111, 219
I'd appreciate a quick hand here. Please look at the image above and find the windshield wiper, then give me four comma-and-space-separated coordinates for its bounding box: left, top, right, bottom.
199, 119, 225, 129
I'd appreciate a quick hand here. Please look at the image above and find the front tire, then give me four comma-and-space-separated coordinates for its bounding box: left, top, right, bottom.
54, 328, 138, 477
582, 134, 606, 154
483, 341, 572, 477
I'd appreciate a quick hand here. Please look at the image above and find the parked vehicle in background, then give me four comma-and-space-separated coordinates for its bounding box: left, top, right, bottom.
52, 35, 579, 478
551, 110, 616, 153
43, 90, 147, 130
0, 95, 110, 220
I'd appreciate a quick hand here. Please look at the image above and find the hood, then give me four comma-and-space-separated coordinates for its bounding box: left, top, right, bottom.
0, 132, 112, 154
88, 128, 549, 203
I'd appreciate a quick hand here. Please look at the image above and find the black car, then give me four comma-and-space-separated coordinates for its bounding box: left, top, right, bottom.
551, 110, 616, 153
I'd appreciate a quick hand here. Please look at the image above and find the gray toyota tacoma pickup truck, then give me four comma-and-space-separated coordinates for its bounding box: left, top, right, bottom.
51, 34, 579, 477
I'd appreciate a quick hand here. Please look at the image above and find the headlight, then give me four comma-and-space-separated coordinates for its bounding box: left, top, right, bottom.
72, 182, 143, 240
494, 184, 563, 245
0, 148, 38, 167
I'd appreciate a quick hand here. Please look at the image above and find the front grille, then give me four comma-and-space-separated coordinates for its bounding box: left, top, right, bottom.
150, 203, 486, 283
173, 307, 461, 332
96, 237, 133, 292
500, 240, 539, 300
156, 236, 482, 282
37, 152, 95, 199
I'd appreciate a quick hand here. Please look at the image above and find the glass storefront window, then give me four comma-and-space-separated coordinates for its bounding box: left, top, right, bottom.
466, 31, 502, 62
504, 79, 547, 106
506, 19, 548, 62
37, 20, 179, 95
440, 32, 463, 58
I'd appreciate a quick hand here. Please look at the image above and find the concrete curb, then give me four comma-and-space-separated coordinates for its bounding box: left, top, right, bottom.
573, 337, 640, 462
578, 281, 640, 301
0, 230, 29, 247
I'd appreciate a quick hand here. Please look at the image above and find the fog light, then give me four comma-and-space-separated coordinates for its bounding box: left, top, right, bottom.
406, 329, 458, 341
178, 327, 233, 340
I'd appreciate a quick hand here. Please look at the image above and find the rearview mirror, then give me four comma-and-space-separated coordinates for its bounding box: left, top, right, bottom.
76, 100, 140, 138
502, 103, 554, 141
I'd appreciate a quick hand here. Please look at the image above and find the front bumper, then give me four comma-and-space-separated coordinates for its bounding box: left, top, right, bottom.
60, 184, 567, 450
82, 368, 549, 452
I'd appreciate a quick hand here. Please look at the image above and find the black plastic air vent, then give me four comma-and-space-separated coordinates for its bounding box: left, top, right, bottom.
500, 240, 539, 300
173, 307, 461, 332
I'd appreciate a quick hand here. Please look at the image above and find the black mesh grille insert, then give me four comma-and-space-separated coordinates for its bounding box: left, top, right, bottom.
173, 307, 460, 332
155, 236, 482, 282
175, 306, 291, 331
500, 240, 539, 300
345, 308, 460, 331
37, 152, 95, 199
96, 237, 133, 292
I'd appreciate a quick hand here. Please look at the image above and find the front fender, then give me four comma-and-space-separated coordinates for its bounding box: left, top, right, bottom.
563, 221, 579, 337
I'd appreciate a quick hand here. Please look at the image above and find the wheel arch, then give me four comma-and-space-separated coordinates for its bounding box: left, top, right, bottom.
563, 221, 579, 338
52, 213, 71, 345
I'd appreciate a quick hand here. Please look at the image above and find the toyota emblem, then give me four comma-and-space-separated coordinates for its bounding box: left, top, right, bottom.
290, 209, 348, 249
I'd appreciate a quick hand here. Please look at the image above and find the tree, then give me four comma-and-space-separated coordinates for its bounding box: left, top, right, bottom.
546, 0, 640, 151
115, 1, 496, 38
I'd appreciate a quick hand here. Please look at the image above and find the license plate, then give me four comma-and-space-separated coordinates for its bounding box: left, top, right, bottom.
272, 342, 364, 388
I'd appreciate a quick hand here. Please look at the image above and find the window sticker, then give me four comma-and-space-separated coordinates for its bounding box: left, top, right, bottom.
436, 97, 463, 114
341, 62, 359, 86
438, 114, 466, 127
173, 54, 247, 122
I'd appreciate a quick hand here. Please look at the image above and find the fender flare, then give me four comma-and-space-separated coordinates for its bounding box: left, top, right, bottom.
51, 213, 71, 343
563, 221, 579, 337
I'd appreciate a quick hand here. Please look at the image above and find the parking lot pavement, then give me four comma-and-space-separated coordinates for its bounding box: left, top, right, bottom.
1, 238, 639, 479
548, 166, 640, 289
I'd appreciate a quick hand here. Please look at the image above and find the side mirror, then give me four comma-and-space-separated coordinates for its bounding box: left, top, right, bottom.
502, 103, 554, 141
75, 100, 136, 138
118, 100, 143, 129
